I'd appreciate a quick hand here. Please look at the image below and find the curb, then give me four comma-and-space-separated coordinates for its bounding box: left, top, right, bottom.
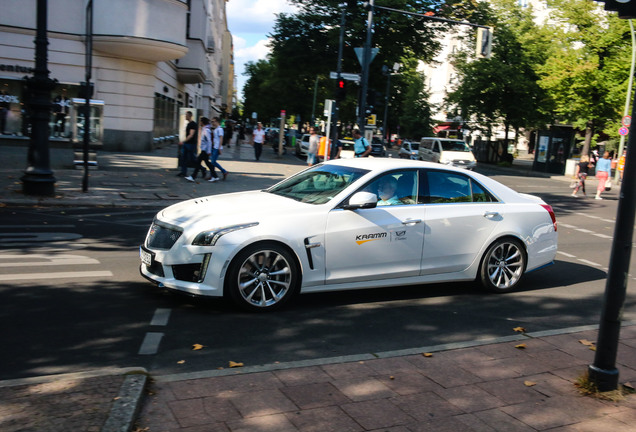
153, 322, 636, 384
102, 372, 148, 432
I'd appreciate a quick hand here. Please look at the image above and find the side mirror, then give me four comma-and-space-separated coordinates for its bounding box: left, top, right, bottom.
343, 192, 378, 210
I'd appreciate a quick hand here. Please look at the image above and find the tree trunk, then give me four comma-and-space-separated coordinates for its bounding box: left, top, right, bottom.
582, 121, 593, 157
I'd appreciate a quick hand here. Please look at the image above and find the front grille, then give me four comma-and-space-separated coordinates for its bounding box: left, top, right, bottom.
147, 222, 182, 250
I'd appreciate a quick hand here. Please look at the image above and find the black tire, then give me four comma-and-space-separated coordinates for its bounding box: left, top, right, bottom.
479, 238, 526, 293
225, 242, 300, 311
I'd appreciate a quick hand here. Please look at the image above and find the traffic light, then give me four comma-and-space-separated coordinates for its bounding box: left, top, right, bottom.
336, 79, 346, 101
594, 0, 636, 18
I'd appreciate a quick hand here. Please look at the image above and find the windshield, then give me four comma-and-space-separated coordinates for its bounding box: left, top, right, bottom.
409, 142, 419, 150
267, 164, 368, 204
441, 141, 470, 152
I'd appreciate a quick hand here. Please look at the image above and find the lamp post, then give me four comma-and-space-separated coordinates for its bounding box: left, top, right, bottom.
382, 62, 400, 146
22, 0, 56, 196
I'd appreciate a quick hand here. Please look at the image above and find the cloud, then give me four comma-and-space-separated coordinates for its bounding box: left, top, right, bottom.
227, 0, 297, 35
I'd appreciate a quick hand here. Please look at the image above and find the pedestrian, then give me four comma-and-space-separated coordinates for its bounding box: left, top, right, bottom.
571, 154, 591, 198
594, 151, 612, 200
185, 117, 219, 183
177, 111, 199, 177
251, 122, 266, 161
223, 120, 233, 148
330, 136, 342, 160
307, 127, 319, 166
352, 129, 372, 157
618, 149, 626, 183
210, 117, 229, 180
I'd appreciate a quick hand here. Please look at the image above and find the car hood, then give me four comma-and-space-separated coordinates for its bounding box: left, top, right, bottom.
157, 190, 310, 229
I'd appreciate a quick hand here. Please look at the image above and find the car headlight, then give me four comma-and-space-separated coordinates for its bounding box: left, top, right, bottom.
192, 222, 259, 246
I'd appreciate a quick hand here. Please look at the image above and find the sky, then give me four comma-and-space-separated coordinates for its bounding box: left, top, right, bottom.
226, 0, 298, 101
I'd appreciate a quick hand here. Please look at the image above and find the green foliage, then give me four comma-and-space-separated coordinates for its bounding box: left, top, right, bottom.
399, 70, 434, 138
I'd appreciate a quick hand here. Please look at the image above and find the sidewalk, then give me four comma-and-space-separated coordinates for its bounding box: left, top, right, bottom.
135, 325, 636, 432
0, 143, 632, 431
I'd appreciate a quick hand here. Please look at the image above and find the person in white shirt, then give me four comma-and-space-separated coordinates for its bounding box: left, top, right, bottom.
376, 176, 401, 206
251, 122, 266, 161
185, 117, 219, 182
210, 117, 228, 180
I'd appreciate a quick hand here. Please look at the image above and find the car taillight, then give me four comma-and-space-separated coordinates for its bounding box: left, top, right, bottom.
540, 204, 557, 232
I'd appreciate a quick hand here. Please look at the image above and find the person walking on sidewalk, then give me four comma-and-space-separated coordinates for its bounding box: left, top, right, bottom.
571, 154, 591, 198
595, 151, 612, 200
185, 117, 219, 183
307, 127, 319, 166
177, 111, 198, 177
210, 117, 229, 180
352, 129, 372, 157
251, 122, 265, 161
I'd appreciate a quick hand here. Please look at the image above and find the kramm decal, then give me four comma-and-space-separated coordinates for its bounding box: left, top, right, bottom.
355, 232, 387, 245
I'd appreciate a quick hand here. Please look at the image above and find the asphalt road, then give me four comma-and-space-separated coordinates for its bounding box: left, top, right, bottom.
0, 173, 634, 381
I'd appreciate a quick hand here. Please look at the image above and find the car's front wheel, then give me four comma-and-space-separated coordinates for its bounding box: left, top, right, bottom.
479, 238, 526, 293
225, 242, 300, 311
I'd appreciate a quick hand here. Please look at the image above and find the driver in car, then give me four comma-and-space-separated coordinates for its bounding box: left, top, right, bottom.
376, 176, 401, 206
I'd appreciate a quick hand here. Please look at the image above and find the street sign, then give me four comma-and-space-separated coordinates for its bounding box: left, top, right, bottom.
324, 99, 334, 117
622, 115, 632, 127
329, 72, 360, 82
354, 47, 379, 66
619, 126, 629, 136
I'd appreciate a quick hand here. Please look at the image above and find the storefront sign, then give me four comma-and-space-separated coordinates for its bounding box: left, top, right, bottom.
0, 64, 34, 74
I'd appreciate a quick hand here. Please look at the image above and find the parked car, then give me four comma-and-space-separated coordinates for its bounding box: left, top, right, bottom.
295, 133, 323, 157
418, 137, 477, 170
371, 136, 386, 157
398, 141, 419, 159
140, 158, 557, 311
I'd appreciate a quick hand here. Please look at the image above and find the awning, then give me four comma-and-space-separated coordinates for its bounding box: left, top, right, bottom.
433, 125, 451, 133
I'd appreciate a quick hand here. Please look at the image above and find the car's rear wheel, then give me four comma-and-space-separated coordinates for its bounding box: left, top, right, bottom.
479, 238, 526, 293
225, 242, 300, 311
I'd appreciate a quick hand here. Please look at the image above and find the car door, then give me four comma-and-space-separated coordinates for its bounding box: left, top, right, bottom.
418, 169, 501, 275
324, 170, 424, 284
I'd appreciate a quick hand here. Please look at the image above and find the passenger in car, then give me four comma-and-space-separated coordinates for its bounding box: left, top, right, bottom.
376, 176, 402, 206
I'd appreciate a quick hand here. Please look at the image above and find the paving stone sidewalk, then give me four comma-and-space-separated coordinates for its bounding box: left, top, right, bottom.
136, 325, 636, 432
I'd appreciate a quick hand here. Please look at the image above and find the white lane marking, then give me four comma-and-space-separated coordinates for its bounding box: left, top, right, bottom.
139, 332, 164, 355
0, 225, 76, 228
575, 228, 594, 234
578, 259, 603, 267
2, 271, 113, 281
559, 223, 576, 229
593, 234, 613, 239
0, 233, 83, 243
557, 251, 576, 258
0, 254, 99, 267
150, 308, 172, 326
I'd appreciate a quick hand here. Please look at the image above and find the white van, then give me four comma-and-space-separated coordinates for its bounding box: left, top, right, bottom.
418, 137, 477, 170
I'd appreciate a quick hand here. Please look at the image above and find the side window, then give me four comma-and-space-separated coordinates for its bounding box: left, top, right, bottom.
471, 180, 497, 202
361, 170, 418, 206
425, 171, 471, 203
422, 140, 432, 150
433, 142, 441, 153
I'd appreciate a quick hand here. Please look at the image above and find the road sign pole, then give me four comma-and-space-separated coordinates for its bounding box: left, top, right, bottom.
357, 0, 374, 131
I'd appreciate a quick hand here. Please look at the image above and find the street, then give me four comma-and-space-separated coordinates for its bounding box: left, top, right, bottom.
0, 170, 634, 381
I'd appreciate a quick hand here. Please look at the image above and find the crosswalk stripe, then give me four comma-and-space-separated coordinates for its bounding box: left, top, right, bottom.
2, 271, 113, 281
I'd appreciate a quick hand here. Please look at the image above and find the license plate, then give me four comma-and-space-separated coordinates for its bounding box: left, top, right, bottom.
140, 246, 153, 266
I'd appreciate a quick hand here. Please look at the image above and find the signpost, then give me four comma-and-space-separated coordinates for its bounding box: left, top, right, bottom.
278, 110, 285, 157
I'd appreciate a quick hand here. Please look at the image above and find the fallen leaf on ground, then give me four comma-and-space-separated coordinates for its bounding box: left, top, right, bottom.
524, 381, 537, 387
422, 353, 433, 357
513, 327, 526, 333
579, 339, 595, 347
515, 343, 527, 349
229, 361, 244, 368
192, 343, 205, 350
177, 360, 185, 364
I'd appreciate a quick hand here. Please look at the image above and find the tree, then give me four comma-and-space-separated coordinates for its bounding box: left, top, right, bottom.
398, 68, 434, 139
446, 0, 549, 148
242, 0, 446, 128
537, 0, 632, 156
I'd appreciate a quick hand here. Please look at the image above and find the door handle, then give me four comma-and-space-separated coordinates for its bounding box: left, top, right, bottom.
402, 219, 422, 225
483, 211, 500, 219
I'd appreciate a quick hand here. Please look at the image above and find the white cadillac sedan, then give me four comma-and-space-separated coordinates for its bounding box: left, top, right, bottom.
140, 159, 557, 311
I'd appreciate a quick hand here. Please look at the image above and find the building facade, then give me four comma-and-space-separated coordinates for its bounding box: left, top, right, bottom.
0, 0, 233, 152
